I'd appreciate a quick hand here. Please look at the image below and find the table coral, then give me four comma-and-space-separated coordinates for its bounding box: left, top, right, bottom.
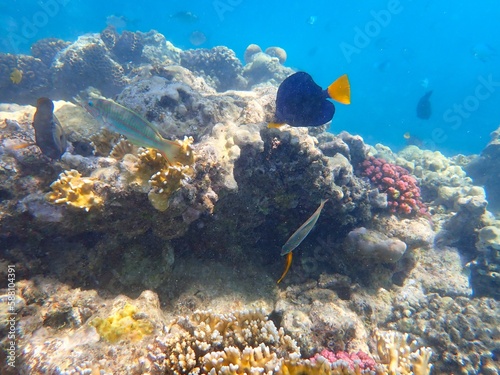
45, 169, 103, 211
360, 156, 426, 216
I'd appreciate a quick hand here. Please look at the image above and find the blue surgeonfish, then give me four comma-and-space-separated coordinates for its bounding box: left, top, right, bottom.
277, 199, 328, 283
269, 72, 350, 128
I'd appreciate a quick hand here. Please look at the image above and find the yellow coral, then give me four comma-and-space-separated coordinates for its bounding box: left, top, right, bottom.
172, 136, 196, 166
203, 344, 280, 374
148, 164, 193, 211
46, 169, 102, 211
128, 147, 194, 211
90, 303, 153, 343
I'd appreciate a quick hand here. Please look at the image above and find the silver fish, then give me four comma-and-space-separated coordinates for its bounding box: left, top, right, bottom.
33, 97, 68, 159
281, 199, 328, 256
81, 97, 192, 165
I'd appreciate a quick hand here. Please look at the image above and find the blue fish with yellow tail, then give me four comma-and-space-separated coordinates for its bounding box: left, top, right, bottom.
81, 97, 193, 166
269, 72, 350, 128
277, 199, 328, 283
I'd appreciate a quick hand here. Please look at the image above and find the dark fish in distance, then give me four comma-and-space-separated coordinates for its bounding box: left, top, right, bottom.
269, 72, 350, 128
170, 11, 199, 23
33, 97, 68, 159
416, 90, 432, 120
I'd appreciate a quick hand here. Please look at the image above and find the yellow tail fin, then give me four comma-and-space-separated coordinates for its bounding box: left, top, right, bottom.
327, 74, 351, 105
268, 122, 285, 129
277, 252, 293, 284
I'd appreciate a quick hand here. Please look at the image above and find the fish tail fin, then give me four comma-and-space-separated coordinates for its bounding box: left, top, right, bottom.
327, 74, 351, 105
268, 122, 285, 129
158, 137, 195, 166
9, 142, 34, 150
277, 252, 293, 284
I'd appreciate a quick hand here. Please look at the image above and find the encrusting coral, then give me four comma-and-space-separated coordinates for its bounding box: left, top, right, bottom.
90, 302, 154, 343
45, 169, 103, 211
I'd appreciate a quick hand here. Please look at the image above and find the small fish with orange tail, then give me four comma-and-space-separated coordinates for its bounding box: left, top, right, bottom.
277, 199, 328, 283
79, 96, 194, 166
269, 72, 350, 128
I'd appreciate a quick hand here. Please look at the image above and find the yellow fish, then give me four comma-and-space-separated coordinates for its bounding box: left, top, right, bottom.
10, 68, 22, 84
277, 199, 328, 283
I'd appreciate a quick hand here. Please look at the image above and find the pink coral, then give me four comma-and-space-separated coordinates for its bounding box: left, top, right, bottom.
312, 349, 377, 371
360, 156, 427, 216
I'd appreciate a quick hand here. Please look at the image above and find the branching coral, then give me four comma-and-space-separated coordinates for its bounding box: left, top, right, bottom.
46, 169, 103, 211
145, 309, 300, 375
375, 329, 433, 375
142, 310, 433, 375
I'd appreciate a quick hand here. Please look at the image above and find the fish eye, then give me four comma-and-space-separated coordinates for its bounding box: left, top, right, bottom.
88, 101, 94, 107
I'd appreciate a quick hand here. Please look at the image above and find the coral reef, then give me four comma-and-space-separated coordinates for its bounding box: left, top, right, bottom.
30, 38, 71, 66
344, 227, 407, 263
1, 30, 500, 375
52, 34, 128, 98
111, 30, 145, 64
0, 53, 51, 104
180, 46, 247, 91
466, 125, 500, 211
244, 44, 263, 64
45, 169, 103, 211
265, 47, 287, 64
359, 156, 426, 216
386, 293, 500, 374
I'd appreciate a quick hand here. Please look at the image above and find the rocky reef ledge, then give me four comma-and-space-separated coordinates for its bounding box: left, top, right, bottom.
1, 29, 499, 374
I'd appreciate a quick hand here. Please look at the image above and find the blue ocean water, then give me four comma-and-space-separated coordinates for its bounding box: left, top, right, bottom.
2, 0, 500, 155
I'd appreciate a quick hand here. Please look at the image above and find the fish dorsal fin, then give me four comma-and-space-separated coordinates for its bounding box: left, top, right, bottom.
327, 74, 351, 105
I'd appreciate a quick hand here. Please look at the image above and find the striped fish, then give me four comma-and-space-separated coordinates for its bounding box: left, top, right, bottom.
82, 97, 192, 165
